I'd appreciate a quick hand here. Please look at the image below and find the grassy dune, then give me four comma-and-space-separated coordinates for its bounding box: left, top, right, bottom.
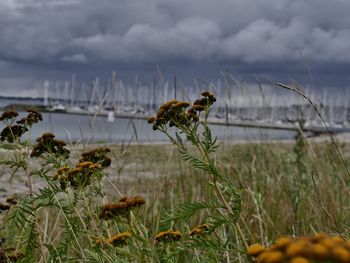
1, 97, 350, 262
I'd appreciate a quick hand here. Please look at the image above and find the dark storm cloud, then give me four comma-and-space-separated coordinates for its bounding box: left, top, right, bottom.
1, 0, 350, 65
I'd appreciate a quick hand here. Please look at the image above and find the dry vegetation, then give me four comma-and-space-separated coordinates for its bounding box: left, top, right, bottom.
0, 92, 350, 263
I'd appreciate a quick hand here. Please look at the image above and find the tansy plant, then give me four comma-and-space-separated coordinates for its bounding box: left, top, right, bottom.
148, 91, 248, 252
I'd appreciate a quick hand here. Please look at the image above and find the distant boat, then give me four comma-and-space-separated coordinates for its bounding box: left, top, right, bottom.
51, 104, 66, 112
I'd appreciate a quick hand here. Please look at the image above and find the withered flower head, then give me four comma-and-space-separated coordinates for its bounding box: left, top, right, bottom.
201, 91, 211, 97
0, 110, 18, 121
53, 139, 66, 146
77, 161, 94, 168
27, 109, 43, 121
148, 117, 156, 124
149, 99, 192, 130
186, 112, 199, 122
16, 109, 43, 126
54, 165, 97, 190
190, 224, 210, 237
31, 132, 70, 158
201, 91, 217, 103
104, 232, 132, 246
155, 230, 182, 243
149, 91, 217, 130
193, 99, 201, 105
191, 105, 205, 112
80, 148, 111, 168
6, 197, 17, 205
89, 163, 102, 169
36, 132, 55, 142
0, 125, 28, 143
156, 108, 167, 119
57, 167, 70, 175
174, 101, 190, 108
99, 196, 145, 219
159, 100, 178, 110
0, 202, 10, 212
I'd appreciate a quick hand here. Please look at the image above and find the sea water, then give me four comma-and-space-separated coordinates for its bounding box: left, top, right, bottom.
0, 111, 296, 143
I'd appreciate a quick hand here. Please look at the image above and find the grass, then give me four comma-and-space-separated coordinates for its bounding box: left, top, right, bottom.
116, 141, 350, 238
0, 94, 350, 262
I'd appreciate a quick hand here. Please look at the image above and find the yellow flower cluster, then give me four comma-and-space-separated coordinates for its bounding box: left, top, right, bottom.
148, 100, 192, 130
148, 91, 217, 131
96, 232, 132, 246
248, 233, 350, 263
52, 162, 103, 190
155, 230, 182, 243
99, 196, 145, 219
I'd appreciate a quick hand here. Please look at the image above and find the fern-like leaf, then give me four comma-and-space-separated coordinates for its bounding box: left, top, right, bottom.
162, 201, 223, 223
5, 197, 34, 229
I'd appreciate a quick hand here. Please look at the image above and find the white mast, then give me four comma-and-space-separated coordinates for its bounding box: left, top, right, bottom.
43, 80, 49, 106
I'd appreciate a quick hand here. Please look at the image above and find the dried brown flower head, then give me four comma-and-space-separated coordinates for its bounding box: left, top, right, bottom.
80, 147, 111, 168
5, 197, 17, 205
190, 224, 210, 237
36, 132, 55, 142
159, 100, 178, 110
0, 110, 18, 121
100, 232, 132, 246
191, 105, 205, 112
149, 99, 193, 130
147, 117, 156, 124
54, 161, 103, 190
0, 124, 28, 143
149, 92, 217, 130
155, 230, 182, 243
0, 202, 10, 212
174, 101, 190, 108
31, 133, 70, 158
16, 109, 43, 126
99, 196, 145, 219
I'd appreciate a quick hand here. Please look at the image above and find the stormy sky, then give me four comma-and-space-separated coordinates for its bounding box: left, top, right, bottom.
1, 0, 350, 97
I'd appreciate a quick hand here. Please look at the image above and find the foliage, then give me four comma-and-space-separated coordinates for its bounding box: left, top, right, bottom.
0, 94, 349, 262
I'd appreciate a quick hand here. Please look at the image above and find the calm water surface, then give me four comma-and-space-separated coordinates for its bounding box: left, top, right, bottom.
0, 97, 296, 143
0, 111, 296, 143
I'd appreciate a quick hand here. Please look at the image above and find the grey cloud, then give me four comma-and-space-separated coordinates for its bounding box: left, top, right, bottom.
61, 53, 88, 63
1, 0, 350, 67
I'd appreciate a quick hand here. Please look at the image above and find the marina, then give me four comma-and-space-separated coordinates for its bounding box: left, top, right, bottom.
1, 72, 350, 140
